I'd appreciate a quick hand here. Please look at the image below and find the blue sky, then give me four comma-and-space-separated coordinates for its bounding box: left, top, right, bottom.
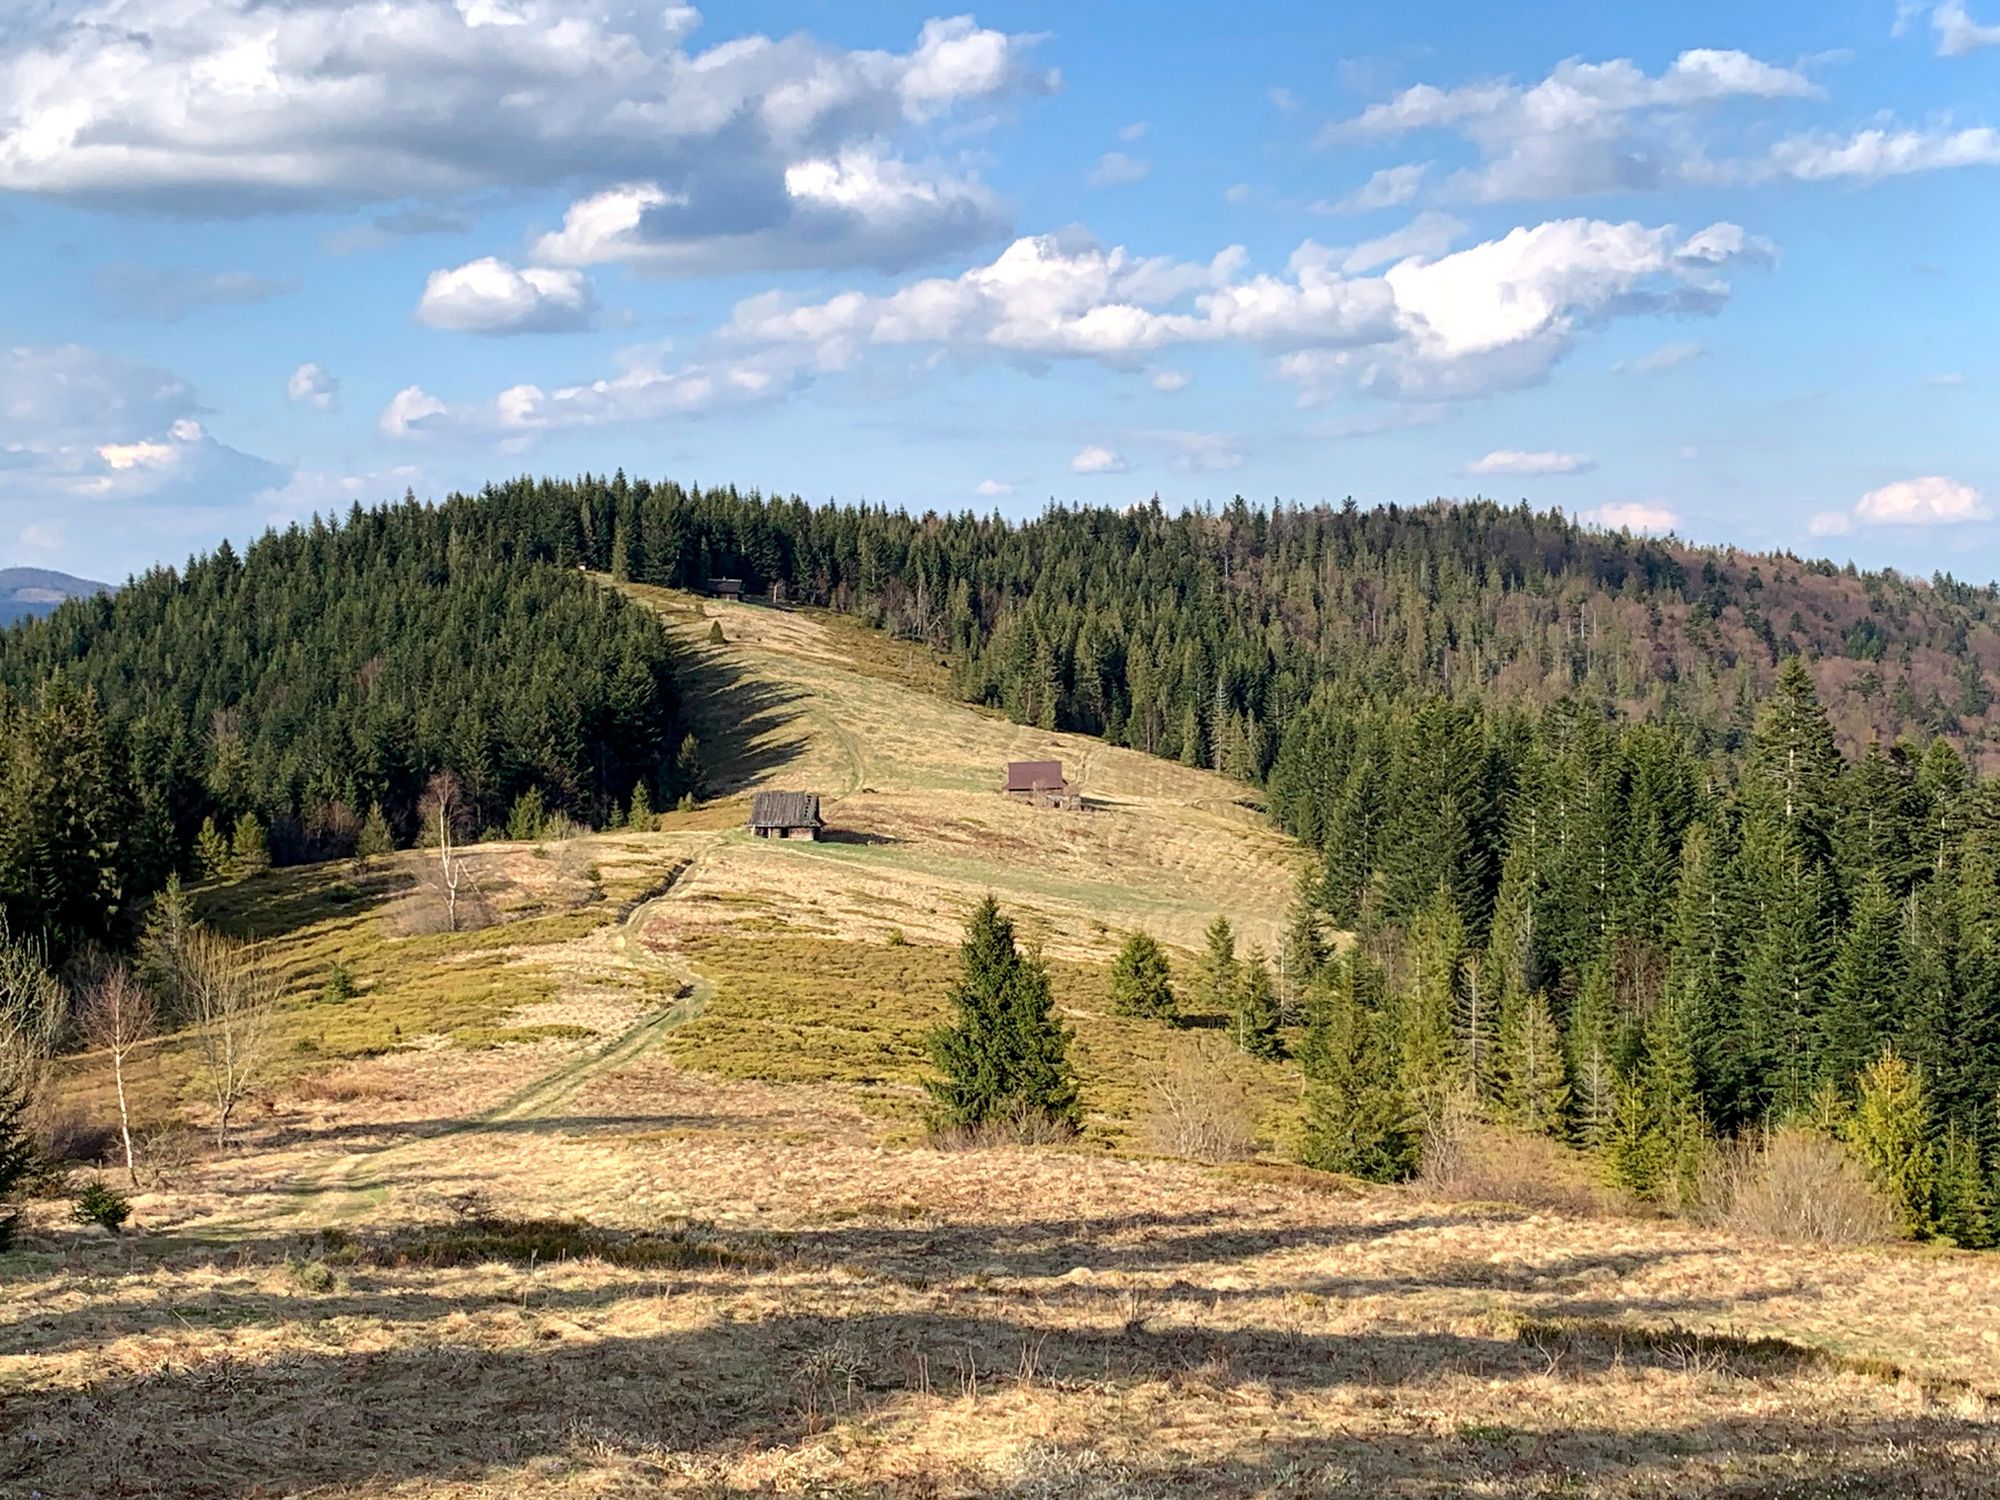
2, 1, 1997, 582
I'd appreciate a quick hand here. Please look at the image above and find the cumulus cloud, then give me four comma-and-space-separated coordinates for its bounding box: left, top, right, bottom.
287, 363, 340, 411
1089, 151, 1151, 186
1586, 500, 1679, 533
1469, 449, 1595, 476
529, 152, 1007, 276
0, 6, 1046, 272
1855, 475, 1990, 525
975, 478, 1013, 497
0, 344, 288, 572
723, 217, 1769, 406
1328, 49, 1816, 201
1933, 1, 2000, 54
1071, 445, 1129, 474
380, 343, 803, 442
1150, 369, 1192, 392
415, 258, 595, 334
92, 266, 299, 322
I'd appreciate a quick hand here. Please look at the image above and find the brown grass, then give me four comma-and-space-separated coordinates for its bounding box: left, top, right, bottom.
13, 581, 2000, 1497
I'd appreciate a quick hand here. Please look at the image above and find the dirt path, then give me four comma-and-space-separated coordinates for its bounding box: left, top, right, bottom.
257, 847, 722, 1228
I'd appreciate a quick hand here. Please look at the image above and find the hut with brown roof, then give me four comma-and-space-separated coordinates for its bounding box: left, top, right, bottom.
1002, 760, 1081, 810
749, 790, 822, 840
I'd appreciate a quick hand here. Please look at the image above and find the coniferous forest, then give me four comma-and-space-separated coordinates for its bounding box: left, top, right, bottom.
6, 475, 2000, 1239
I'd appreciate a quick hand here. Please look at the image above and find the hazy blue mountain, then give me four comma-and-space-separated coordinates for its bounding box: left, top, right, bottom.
0, 567, 111, 626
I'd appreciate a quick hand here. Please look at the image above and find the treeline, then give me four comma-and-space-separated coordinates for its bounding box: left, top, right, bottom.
1272, 660, 2000, 1243
462, 475, 2000, 767
0, 496, 679, 954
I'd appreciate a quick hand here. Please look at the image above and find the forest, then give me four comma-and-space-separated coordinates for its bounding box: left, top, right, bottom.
0, 494, 679, 957
4, 476, 1998, 1240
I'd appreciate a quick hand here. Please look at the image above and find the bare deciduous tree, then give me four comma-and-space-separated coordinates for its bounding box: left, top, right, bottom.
79, 963, 155, 1184
185, 929, 278, 1149
418, 770, 475, 932
0, 919, 65, 1108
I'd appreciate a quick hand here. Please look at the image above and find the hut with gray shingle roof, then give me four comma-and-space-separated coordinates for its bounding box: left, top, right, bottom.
749, 790, 823, 840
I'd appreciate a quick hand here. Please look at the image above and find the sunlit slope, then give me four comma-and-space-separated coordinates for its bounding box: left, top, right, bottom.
619, 582, 1302, 964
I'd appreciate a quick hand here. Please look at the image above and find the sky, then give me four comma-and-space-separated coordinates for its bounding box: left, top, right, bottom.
2, 1, 1998, 584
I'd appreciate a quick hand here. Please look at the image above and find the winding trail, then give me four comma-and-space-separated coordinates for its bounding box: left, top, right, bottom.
264, 845, 719, 1227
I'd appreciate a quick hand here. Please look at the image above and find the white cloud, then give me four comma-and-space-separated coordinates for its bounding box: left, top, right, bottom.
1617, 339, 1707, 374
1933, 1, 2000, 54
0, 6, 1047, 271
1586, 500, 1679, 533
1923, 371, 1968, 387
415, 258, 595, 334
287, 362, 340, 411
1331, 163, 1430, 214
380, 386, 450, 439
1224, 183, 1254, 205
1089, 151, 1151, 187
1329, 49, 1816, 201
1150, 369, 1192, 392
0, 345, 287, 561
1071, 444, 1130, 474
380, 344, 803, 442
975, 478, 1013, 497
1118, 121, 1150, 143
1855, 475, 1990, 525
529, 151, 1007, 277
1268, 86, 1301, 114
1469, 449, 1595, 476
723, 217, 1768, 406
1763, 126, 2000, 182
1808, 509, 1855, 537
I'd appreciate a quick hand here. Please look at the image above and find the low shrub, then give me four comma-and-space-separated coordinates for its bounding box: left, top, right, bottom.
1419, 1094, 1604, 1215
1141, 1044, 1258, 1164
926, 1104, 1079, 1151
71, 1176, 133, 1233
1698, 1126, 1896, 1246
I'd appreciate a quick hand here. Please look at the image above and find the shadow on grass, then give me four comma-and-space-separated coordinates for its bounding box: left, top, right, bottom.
674, 647, 811, 797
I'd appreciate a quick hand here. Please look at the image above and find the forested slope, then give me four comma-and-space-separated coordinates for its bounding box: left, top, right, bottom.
0, 496, 678, 952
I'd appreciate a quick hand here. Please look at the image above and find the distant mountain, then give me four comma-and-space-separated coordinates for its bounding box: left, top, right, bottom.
0, 567, 112, 626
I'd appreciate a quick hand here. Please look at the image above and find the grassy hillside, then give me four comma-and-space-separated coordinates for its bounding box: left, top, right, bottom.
7, 586, 2000, 1497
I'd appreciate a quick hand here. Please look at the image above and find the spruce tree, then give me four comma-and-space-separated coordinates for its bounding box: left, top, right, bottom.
1109, 930, 1177, 1020
1279, 869, 1326, 1024
1602, 1068, 1666, 1199
1820, 870, 1900, 1091
230, 812, 270, 877
1195, 915, 1239, 1018
926, 896, 1080, 1134
1935, 1121, 1994, 1249
673, 734, 705, 802
194, 816, 231, 880
0, 1086, 32, 1250
1494, 987, 1569, 1135
356, 803, 396, 861
1568, 955, 1618, 1147
1846, 1048, 1937, 1239
1298, 955, 1419, 1181
628, 781, 655, 833
1398, 883, 1464, 1111
1232, 949, 1281, 1059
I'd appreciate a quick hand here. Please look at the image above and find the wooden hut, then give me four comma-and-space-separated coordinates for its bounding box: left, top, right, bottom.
1002, 760, 1081, 810
749, 790, 822, 840
708, 577, 744, 600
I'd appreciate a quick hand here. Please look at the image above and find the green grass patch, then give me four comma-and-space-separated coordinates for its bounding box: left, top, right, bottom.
665, 928, 1305, 1147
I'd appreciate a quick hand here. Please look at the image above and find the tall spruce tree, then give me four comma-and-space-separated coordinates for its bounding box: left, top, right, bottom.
1298, 954, 1419, 1181
1195, 915, 1239, 1018
1232, 949, 1282, 1059
926, 897, 1080, 1134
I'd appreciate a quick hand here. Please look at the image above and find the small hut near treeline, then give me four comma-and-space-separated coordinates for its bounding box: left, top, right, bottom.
749, 790, 823, 840
1002, 760, 1082, 811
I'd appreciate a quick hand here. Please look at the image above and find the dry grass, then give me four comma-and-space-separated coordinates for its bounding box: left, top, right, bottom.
13, 582, 2000, 1497
1141, 1041, 1261, 1164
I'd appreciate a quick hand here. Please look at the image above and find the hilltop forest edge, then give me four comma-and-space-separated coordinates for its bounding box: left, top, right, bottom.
4, 477, 1999, 1244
